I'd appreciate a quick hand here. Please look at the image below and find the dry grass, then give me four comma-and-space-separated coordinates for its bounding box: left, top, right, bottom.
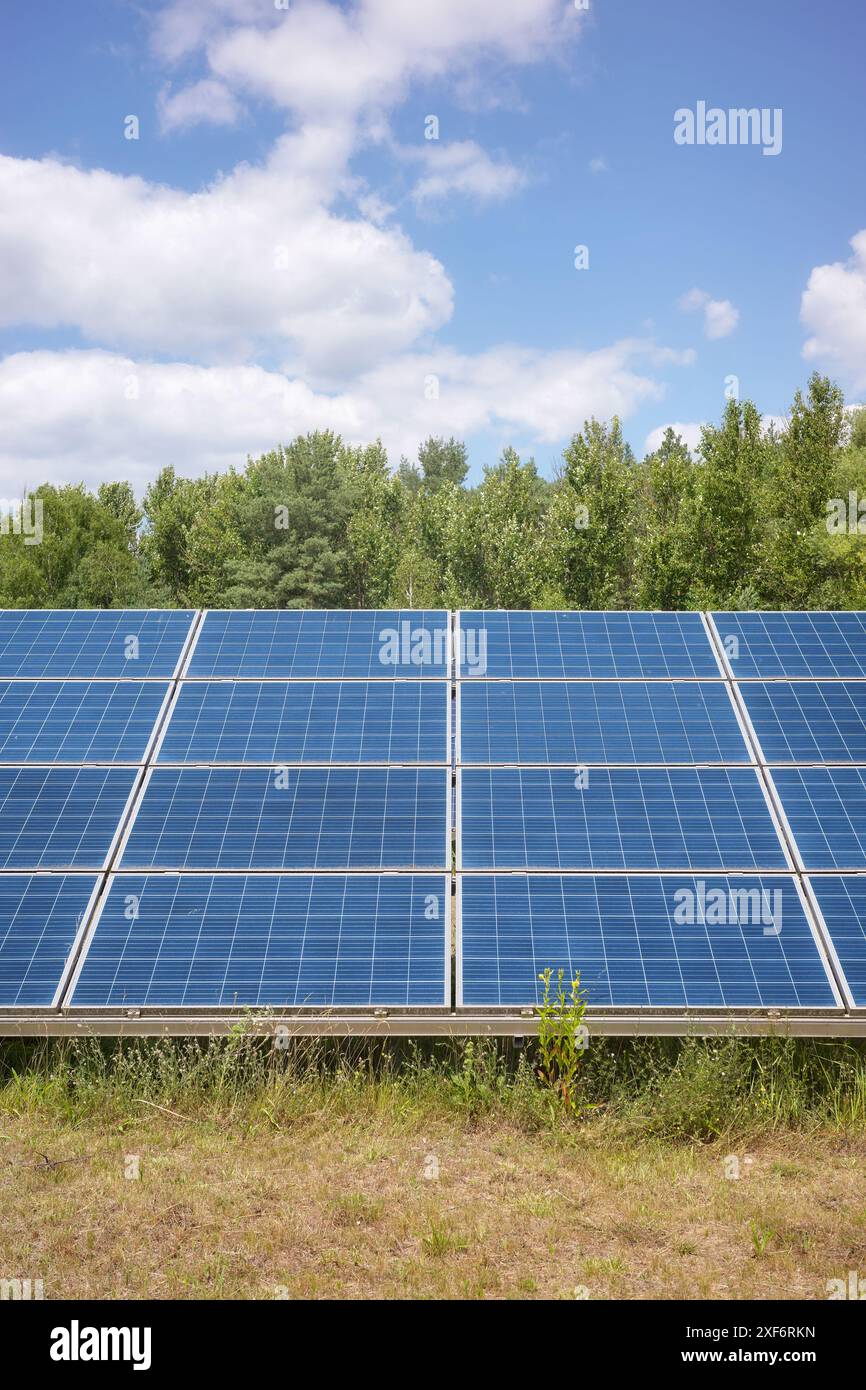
2, 1109, 865, 1300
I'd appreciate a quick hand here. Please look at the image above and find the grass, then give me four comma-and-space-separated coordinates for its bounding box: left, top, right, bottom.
2, 1033, 866, 1299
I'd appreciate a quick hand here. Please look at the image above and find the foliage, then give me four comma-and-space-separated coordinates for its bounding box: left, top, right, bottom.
536, 968, 589, 1114
1, 372, 862, 614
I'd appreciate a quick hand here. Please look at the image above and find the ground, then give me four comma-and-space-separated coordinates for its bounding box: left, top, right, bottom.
3, 1110, 864, 1300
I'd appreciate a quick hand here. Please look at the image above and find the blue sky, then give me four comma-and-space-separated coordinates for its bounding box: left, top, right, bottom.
0, 0, 863, 491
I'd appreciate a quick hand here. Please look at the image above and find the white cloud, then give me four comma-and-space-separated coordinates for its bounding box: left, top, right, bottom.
0, 144, 452, 376
178, 0, 580, 124
0, 341, 689, 493
678, 287, 739, 340
410, 140, 526, 208
588, 156, 608, 175
801, 230, 866, 392
157, 79, 243, 132
643, 422, 706, 456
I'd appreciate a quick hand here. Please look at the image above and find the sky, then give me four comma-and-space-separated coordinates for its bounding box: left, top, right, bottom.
0, 0, 864, 494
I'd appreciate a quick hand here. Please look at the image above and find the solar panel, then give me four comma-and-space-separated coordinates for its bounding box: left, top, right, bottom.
457, 611, 719, 679
0, 681, 170, 764
459, 681, 751, 765
0, 767, 136, 869
157, 680, 448, 765
458, 874, 838, 1008
120, 767, 449, 870
0, 874, 98, 1006
713, 611, 866, 679
69, 873, 449, 1007
187, 610, 449, 679
459, 768, 787, 871
0, 610, 194, 679
739, 682, 866, 763
808, 876, 866, 1007
771, 768, 866, 870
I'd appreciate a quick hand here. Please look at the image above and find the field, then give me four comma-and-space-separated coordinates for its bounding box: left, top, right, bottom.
2, 1035, 866, 1301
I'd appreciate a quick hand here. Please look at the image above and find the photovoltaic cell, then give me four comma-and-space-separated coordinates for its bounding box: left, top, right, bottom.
158, 680, 448, 764
771, 768, 866, 870
808, 876, 866, 1007
0, 767, 136, 868
739, 682, 866, 763
187, 610, 449, 679
459, 681, 750, 765
713, 611, 866, 679
0, 681, 170, 763
458, 611, 719, 679
0, 874, 98, 1006
121, 767, 448, 870
460, 768, 787, 871
459, 875, 837, 1008
0, 610, 194, 679
70, 873, 449, 1007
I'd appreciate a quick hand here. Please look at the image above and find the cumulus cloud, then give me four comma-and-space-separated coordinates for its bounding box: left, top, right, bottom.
0, 341, 689, 493
801, 230, 866, 391
0, 143, 452, 376
157, 78, 243, 132
409, 140, 526, 208
678, 287, 739, 340
643, 422, 706, 456
166, 0, 580, 124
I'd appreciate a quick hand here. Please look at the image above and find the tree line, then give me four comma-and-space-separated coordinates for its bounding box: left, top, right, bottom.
2, 373, 865, 612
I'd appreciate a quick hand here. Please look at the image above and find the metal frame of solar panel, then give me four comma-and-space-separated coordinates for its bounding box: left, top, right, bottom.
3, 607, 866, 1035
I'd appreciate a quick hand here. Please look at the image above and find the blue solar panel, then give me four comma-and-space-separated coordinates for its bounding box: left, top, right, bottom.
459, 681, 750, 765
713, 611, 866, 678
188, 610, 449, 679
70, 873, 449, 1007
460, 768, 787, 871
0, 680, 169, 764
808, 876, 866, 1007
739, 682, 866, 763
158, 680, 448, 764
120, 767, 448, 870
459, 875, 837, 1008
0, 767, 136, 868
0, 610, 194, 679
772, 768, 866, 870
457, 611, 719, 679
0, 874, 98, 1006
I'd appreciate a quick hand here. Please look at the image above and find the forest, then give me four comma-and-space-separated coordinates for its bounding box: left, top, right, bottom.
2, 372, 865, 613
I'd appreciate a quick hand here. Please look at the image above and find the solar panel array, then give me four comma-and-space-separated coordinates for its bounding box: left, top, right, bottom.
2, 607, 866, 1022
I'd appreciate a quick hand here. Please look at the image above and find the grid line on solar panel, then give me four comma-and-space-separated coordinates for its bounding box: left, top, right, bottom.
456, 611, 722, 679
738, 682, 866, 763
68, 873, 449, 1008
458, 768, 788, 871
711, 611, 866, 679
155, 680, 449, 765
0, 610, 195, 679
770, 768, 866, 870
458, 680, 752, 765
0, 874, 100, 1007
0, 767, 137, 869
118, 767, 450, 870
457, 874, 839, 1009
186, 610, 450, 679
0, 681, 171, 764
